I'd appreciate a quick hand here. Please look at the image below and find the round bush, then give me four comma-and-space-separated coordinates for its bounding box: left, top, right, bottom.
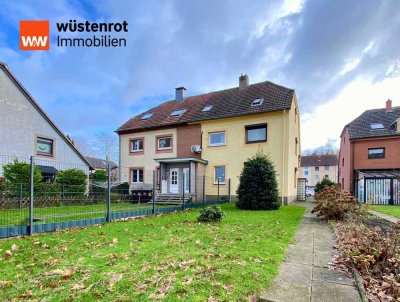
236, 151, 280, 210
197, 205, 224, 222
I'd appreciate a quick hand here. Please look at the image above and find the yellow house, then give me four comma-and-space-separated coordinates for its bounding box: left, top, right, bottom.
116, 75, 300, 204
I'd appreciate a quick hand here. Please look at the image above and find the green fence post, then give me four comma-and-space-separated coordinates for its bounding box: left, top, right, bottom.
228, 178, 231, 202
152, 170, 156, 214
182, 173, 185, 211
202, 175, 206, 203
19, 183, 23, 210
29, 156, 34, 236
217, 178, 220, 202
106, 163, 111, 222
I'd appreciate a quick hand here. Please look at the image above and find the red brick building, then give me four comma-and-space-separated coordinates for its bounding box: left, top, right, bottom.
338, 100, 400, 205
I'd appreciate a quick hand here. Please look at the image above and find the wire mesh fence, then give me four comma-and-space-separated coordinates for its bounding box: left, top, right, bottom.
0, 155, 230, 238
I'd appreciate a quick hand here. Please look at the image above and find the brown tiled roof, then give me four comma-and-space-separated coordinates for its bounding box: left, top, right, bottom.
347, 106, 400, 139
116, 80, 294, 133
300, 155, 338, 167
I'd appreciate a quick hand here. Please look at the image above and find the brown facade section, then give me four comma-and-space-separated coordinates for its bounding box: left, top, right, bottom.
353, 136, 400, 169
177, 124, 201, 158
155, 134, 173, 154
339, 128, 400, 193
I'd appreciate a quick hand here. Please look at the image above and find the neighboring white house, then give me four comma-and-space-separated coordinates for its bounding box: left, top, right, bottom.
299, 154, 338, 195
0, 62, 91, 177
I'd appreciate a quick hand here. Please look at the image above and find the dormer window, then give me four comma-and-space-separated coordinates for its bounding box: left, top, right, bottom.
370, 123, 384, 129
169, 109, 185, 117
251, 98, 264, 106
202, 105, 213, 112
141, 113, 153, 120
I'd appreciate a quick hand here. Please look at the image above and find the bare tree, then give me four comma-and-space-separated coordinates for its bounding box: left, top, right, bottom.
92, 132, 118, 162
303, 138, 339, 156
73, 137, 95, 157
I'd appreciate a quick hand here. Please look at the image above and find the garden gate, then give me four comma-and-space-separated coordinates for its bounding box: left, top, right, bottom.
297, 178, 306, 201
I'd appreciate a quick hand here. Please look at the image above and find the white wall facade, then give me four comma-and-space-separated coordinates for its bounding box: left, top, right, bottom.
0, 66, 89, 174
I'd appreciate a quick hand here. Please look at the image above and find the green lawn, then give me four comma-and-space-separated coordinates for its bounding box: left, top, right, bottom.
0, 203, 305, 301
370, 205, 400, 218
0, 202, 178, 227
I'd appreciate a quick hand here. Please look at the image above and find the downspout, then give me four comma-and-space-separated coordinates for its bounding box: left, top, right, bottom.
118, 134, 122, 182
282, 109, 286, 204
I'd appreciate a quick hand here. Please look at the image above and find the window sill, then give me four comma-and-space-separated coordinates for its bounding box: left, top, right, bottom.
36, 152, 54, 158
245, 140, 267, 144
213, 182, 226, 185
130, 150, 144, 155
208, 144, 226, 147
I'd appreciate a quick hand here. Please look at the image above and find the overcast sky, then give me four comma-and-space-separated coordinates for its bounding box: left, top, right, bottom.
0, 0, 399, 153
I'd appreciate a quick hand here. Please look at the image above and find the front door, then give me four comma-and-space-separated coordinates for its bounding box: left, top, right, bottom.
169, 168, 179, 193
183, 168, 190, 193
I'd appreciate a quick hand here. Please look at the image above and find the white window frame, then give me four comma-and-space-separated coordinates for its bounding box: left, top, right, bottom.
130, 139, 143, 152
214, 166, 226, 184
202, 105, 213, 112
209, 131, 226, 147
251, 98, 264, 106
141, 113, 153, 120
132, 169, 144, 183
157, 136, 172, 150
169, 109, 185, 117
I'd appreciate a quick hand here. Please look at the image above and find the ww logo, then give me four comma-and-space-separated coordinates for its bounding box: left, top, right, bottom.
20, 21, 49, 50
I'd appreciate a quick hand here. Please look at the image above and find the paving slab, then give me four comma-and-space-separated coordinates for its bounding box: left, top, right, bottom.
313, 267, 354, 286
311, 281, 361, 302
259, 201, 361, 302
258, 281, 311, 302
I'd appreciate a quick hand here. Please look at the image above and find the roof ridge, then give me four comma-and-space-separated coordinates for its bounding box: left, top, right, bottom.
146, 79, 295, 108
117, 78, 295, 133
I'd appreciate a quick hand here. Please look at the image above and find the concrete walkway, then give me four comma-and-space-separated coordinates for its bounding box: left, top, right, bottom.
368, 209, 400, 224
259, 201, 361, 302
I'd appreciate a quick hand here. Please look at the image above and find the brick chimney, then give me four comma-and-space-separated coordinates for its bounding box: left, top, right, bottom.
175, 87, 186, 101
239, 74, 249, 90
386, 99, 392, 111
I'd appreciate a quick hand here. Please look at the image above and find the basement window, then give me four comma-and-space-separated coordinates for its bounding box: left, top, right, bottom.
251, 98, 264, 106
370, 123, 384, 130
141, 113, 153, 120
202, 105, 213, 112
169, 109, 185, 117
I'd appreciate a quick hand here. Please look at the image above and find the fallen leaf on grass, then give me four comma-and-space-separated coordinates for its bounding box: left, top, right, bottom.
182, 277, 193, 285
107, 272, 123, 290
47, 268, 74, 279
17, 290, 33, 299
11, 244, 18, 251
71, 283, 87, 290
222, 283, 233, 292
0, 280, 12, 288
208, 297, 218, 302
148, 279, 173, 299
4, 250, 12, 258
248, 294, 258, 302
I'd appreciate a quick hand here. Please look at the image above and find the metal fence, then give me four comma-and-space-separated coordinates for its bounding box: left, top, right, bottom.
356, 177, 400, 205
0, 155, 229, 238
